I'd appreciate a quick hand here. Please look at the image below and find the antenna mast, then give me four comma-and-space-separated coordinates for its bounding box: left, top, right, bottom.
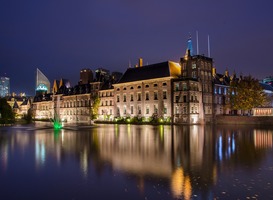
196, 31, 199, 55
208, 35, 211, 58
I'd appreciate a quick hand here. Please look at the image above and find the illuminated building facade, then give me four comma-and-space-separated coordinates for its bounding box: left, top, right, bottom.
98, 88, 114, 121
59, 93, 92, 123
0, 76, 10, 97
36, 68, 50, 94
173, 79, 203, 123
33, 37, 273, 124
212, 69, 235, 115
179, 50, 214, 123
6, 95, 31, 118
112, 61, 180, 121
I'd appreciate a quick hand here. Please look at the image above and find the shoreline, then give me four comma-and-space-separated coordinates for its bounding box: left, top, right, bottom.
1, 116, 273, 127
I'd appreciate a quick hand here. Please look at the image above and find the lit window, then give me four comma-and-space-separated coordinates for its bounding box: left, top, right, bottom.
146, 92, 149, 100
154, 92, 158, 100
163, 91, 167, 99
146, 106, 149, 114
164, 106, 167, 114
137, 93, 141, 101
154, 105, 158, 114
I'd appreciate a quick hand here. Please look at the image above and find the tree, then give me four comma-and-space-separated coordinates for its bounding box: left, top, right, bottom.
91, 96, 100, 120
23, 108, 33, 124
0, 98, 15, 124
228, 75, 268, 113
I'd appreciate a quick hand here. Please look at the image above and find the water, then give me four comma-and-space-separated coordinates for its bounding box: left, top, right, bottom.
0, 124, 273, 200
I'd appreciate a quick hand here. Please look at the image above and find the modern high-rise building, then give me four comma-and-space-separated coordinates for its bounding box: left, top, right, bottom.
36, 68, 50, 94
80, 68, 93, 84
0, 76, 10, 97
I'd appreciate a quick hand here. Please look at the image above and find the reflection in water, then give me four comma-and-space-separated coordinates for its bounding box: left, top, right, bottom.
0, 144, 8, 172
0, 124, 273, 199
171, 167, 192, 200
254, 129, 273, 148
35, 137, 46, 168
80, 147, 89, 178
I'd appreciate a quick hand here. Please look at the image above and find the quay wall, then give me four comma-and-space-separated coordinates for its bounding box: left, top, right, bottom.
215, 115, 273, 125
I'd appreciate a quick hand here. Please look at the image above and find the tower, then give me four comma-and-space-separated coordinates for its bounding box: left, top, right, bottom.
180, 38, 214, 123
0, 76, 10, 97
185, 35, 194, 57
36, 68, 50, 95
80, 68, 93, 84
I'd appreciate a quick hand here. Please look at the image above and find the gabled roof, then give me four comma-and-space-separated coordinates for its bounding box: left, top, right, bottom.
21, 98, 30, 106
213, 73, 231, 86
13, 101, 19, 108
117, 61, 181, 84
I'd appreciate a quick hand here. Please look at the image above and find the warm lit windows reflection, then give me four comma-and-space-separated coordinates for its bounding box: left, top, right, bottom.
2, 125, 273, 199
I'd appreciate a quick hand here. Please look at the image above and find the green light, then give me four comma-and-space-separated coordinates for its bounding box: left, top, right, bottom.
53, 121, 62, 130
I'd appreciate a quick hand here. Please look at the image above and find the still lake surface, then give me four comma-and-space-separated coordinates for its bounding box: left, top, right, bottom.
0, 123, 273, 200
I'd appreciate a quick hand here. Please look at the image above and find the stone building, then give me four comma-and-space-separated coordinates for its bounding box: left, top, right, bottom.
6, 95, 31, 119
33, 37, 246, 124
58, 93, 92, 123
32, 94, 54, 120
212, 69, 234, 115
179, 50, 214, 123
112, 61, 181, 120
98, 87, 114, 121
173, 78, 203, 123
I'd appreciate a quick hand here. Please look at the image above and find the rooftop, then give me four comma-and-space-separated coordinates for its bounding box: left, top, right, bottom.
117, 61, 181, 84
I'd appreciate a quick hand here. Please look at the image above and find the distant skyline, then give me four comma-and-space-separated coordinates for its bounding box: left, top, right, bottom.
1, 0, 273, 95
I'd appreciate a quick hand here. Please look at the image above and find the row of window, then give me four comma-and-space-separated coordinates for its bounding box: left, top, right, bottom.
117, 105, 167, 115
63, 109, 89, 115
175, 95, 198, 103
101, 109, 113, 115
40, 105, 50, 110
100, 91, 113, 97
214, 86, 231, 95
101, 100, 113, 106
175, 106, 198, 114
181, 61, 212, 71
215, 96, 230, 104
63, 100, 90, 108
116, 82, 167, 91
174, 82, 198, 91
117, 91, 167, 102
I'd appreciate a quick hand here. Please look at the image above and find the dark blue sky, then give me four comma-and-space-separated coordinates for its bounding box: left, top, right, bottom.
1, 0, 273, 95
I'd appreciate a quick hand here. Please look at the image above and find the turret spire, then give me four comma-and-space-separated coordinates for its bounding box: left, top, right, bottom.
185, 34, 194, 57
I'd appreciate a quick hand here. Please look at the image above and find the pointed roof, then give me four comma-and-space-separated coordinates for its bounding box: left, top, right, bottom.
21, 98, 30, 106
13, 101, 19, 109
116, 61, 181, 84
185, 35, 194, 57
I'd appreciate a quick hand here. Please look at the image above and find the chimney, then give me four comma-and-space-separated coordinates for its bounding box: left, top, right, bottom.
139, 58, 143, 67
212, 67, 216, 76
225, 69, 229, 77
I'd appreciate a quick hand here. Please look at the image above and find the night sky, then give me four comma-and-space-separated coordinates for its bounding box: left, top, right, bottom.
1, 0, 273, 96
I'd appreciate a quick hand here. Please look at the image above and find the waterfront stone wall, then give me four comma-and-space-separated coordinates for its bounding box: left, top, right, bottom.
215, 115, 273, 125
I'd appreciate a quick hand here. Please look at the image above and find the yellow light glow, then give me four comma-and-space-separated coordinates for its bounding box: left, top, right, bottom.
171, 167, 184, 198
